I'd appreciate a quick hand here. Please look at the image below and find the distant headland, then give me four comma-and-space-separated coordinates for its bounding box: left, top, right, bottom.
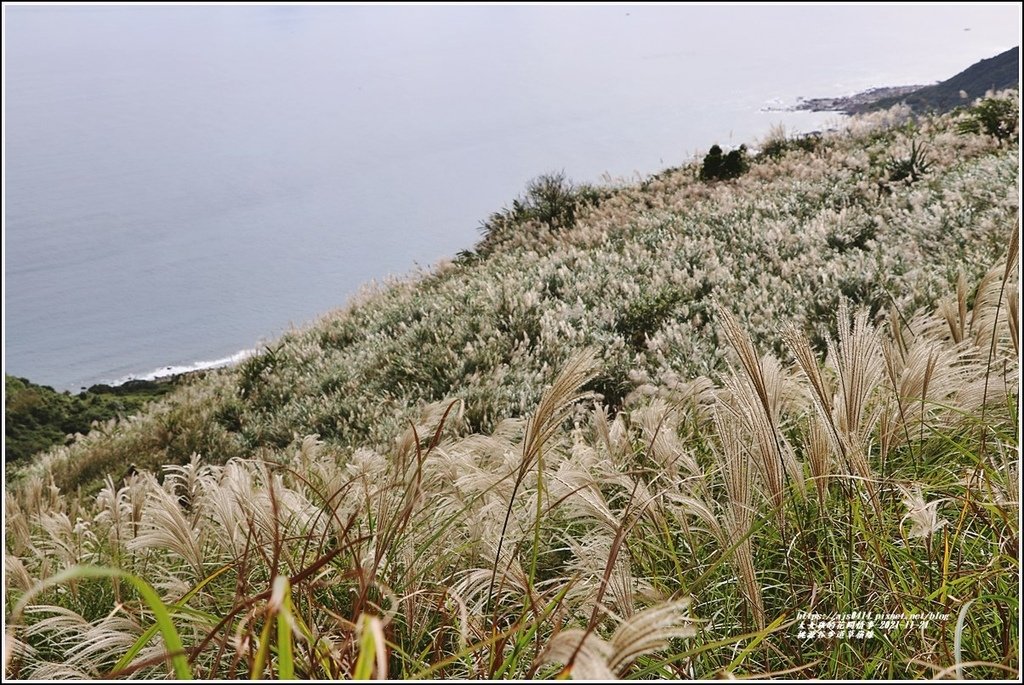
770, 45, 1019, 116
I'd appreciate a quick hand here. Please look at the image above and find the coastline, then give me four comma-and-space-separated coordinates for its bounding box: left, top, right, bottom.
106, 347, 257, 388
762, 84, 926, 115
6, 349, 256, 465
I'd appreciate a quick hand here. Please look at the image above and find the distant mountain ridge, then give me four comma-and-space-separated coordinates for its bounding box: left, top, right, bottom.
855, 45, 1019, 114
797, 46, 1019, 115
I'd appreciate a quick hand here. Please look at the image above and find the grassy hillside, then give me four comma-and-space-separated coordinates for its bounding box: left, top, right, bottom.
4, 94, 1019, 680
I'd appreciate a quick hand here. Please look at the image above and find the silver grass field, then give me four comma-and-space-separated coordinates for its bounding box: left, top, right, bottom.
3, 94, 1020, 680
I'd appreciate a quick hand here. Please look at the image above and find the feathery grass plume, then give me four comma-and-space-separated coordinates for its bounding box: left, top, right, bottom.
12, 473, 63, 524
949, 365, 1019, 420
33, 511, 98, 570
453, 557, 532, 617
22, 605, 90, 647
195, 459, 257, 558
486, 349, 600, 614
900, 486, 947, 540
393, 398, 464, 463
716, 308, 805, 516
126, 479, 206, 574
758, 354, 807, 498
804, 415, 832, 504
608, 598, 696, 671
920, 260, 1018, 422
62, 613, 142, 675
4, 499, 33, 559
93, 477, 129, 558
522, 350, 601, 469
793, 301, 885, 514
539, 629, 614, 680
592, 406, 634, 472
719, 372, 785, 516
967, 266, 1007, 348
632, 399, 701, 482
560, 528, 638, 618
163, 453, 216, 523
880, 328, 967, 454
783, 325, 837, 451
829, 301, 884, 465
714, 408, 765, 631
20, 662, 91, 680
15, 604, 142, 678
938, 270, 970, 344
716, 308, 774, 428
547, 461, 620, 533
663, 490, 724, 545
3, 631, 35, 678
538, 598, 695, 678
6, 553, 34, 593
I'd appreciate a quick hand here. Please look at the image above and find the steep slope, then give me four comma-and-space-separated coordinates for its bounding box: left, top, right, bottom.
4, 95, 1019, 681
10, 98, 1018, 496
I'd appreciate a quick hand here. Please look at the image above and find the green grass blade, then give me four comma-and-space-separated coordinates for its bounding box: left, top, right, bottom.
10, 564, 192, 680
250, 616, 274, 680
353, 615, 377, 680
111, 562, 232, 675
724, 611, 789, 673
276, 577, 295, 680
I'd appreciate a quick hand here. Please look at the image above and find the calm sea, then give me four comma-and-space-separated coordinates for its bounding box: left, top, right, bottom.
4, 4, 1020, 391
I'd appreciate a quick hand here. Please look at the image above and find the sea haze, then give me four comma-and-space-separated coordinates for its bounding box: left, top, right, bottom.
4, 4, 1020, 391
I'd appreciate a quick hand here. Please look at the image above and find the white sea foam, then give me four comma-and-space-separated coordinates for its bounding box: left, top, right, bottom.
109, 348, 258, 386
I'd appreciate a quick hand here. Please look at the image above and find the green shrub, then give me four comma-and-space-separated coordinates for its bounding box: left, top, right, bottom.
758, 132, 824, 160
615, 289, 684, 351
957, 96, 1019, 142
4, 375, 173, 465
476, 172, 605, 256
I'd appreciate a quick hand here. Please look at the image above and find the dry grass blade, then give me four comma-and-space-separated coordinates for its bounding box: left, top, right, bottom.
522, 349, 601, 468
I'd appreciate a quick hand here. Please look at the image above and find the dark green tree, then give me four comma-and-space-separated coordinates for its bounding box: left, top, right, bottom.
700, 144, 748, 181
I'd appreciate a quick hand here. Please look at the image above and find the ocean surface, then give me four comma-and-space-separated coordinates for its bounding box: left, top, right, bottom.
4, 4, 1021, 391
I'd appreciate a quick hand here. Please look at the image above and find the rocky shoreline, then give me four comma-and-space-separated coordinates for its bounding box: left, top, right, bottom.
763, 84, 925, 115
